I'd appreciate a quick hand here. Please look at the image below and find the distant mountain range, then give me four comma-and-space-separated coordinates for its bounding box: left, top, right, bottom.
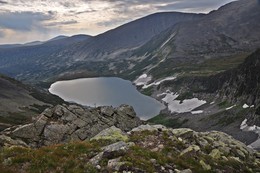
0, 35, 70, 48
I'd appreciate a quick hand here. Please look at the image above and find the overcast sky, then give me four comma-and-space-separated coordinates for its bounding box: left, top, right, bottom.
0, 0, 236, 44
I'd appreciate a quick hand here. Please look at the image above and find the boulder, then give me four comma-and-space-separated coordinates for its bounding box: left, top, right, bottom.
0, 135, 28, 148
89, 141, 133, 166
107, 157, 126, 171
180, 145, 200, 156
199, 160, 211, 170
91, 126, 128, 142
209, 149, 222, 159
130, 124, 166, 133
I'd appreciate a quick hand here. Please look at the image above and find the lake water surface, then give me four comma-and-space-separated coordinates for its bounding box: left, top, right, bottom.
49, 77, 165, 120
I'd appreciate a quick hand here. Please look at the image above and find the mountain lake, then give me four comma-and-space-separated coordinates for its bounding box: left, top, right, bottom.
49, 77, 165, 120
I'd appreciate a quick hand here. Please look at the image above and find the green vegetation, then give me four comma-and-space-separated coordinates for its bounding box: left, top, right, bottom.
149, 53, 248, 80
0, 129, 259, 173
141, 87, 154, 96
148, 114, 189, 128
0, 141, 102, 173
217, 101, 232, 109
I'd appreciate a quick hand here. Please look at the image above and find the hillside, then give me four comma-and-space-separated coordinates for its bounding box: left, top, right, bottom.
126, 0, 260, 80
0, 35, 92, 83
147, 49, 260, 150
0, 74, 63, 130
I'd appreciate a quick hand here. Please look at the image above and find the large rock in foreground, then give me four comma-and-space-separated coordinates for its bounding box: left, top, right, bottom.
1, 104, 142, 147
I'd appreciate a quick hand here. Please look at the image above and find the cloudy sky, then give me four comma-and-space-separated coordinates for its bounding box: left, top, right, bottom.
0, 0, 236, 44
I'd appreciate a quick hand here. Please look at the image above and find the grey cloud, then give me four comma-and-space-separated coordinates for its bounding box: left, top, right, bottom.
45, 20, 78, 27
75, 9, 97, 15
60, 2, 77, 8
0, 0, 7, 4
155, 0, 234, 12
48, 11, 58, 16
0, 11, 55, 31
64, 9, 97, 17
94, 0, 235, 28
0, 30, 4, 37
97, 18, 130, 27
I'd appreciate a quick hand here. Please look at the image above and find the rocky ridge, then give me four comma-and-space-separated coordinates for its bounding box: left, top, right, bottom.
0, 104, 142, 148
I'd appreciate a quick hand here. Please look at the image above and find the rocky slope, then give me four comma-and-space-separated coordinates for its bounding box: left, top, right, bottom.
0, 74, 63, 130
219, 49, 260, 125
148, 49, 260, 150
0, 124, 259, 173
0, 104, 142, 148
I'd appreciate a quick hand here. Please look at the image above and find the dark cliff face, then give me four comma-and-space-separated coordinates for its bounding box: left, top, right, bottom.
218, 49, 260, 124
221, 49, 260, 101
166, 49, 260, 103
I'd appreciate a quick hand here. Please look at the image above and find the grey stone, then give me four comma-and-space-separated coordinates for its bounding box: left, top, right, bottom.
89, 152, 104, 166
180, 145, 200, 156
107, 157, 126, 171
175, 169, 193, 173
209, 149, 222, 159
91, 126, 128, 142
100, 106, 114, 116
102, 141, 130, 153
200, 160, 211, 170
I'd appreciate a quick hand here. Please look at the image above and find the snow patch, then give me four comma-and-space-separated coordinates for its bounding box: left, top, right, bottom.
142, 76, 176, 89
191, 110, 204, 114
161, 92, 206, 114
240, 119, 260, 150
240, 119, 260, 137
243, 104, 249, 109
225, 105, 236, 110
240, 119, 248, 130
162, 92, 179, 103
210, 101, 215, 105
134, 74, 152, 86
156, 93, 167, 97
160, 32, 177, 48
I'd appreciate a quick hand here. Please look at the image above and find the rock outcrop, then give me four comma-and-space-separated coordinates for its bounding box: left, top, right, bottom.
87, 125, 260, 172
1, 124, 259, 173
0, 104, 142, 148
